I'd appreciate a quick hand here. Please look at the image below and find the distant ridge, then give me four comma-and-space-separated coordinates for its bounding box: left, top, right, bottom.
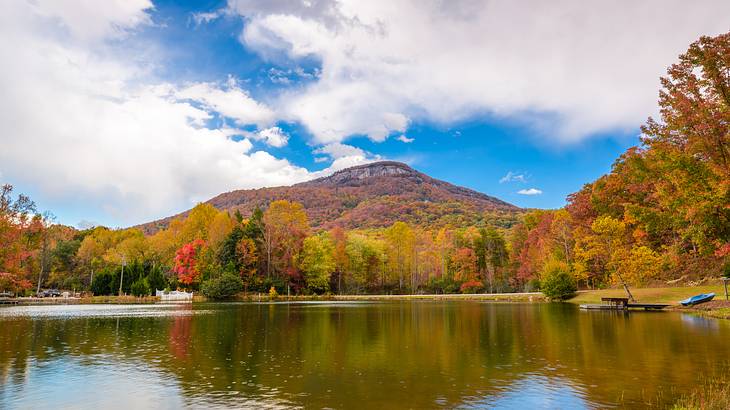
136, 161, 521, 234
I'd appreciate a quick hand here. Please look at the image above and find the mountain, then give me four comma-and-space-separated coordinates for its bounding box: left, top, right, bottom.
137, 161, 522, 234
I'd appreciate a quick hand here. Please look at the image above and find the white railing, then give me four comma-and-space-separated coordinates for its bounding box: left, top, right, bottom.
155, 289, 193, 302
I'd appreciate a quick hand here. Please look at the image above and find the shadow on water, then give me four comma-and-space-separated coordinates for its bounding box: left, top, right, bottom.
1, 301, 730, 408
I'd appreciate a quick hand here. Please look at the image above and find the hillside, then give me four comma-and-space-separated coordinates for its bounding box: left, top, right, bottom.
137, 161, 522, 234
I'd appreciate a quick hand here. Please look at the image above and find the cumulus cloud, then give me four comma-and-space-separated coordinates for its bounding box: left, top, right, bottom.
311, 142, 380, 169
500, 171, 528, 184
255, 126, 289, 147
231, 0, 730, 143
0, 1, 349, 226
396, 135, 414, 143
517, 188, 543, 196
176, 77, 276, 127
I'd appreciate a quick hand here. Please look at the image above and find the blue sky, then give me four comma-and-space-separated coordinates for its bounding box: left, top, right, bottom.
2, 0, 727, 228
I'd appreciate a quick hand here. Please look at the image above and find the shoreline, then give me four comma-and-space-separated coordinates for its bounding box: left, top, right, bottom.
3, 285, 728, 313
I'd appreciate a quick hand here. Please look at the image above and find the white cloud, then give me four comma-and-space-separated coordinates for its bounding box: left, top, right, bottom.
176, 77, 276, 127
500, 171, 528, 184
396, 134, 414, 143
192, 10, 223, 26
77, 220, 99, 230
311, 142, 380, 169
231, 0, 730, 143
517, 188, 543, 196
256, 126, 289, 147
267, 66, 318, 85
30, 0, 154, 43
313, 142, 366, 159
0, 1, 346, 226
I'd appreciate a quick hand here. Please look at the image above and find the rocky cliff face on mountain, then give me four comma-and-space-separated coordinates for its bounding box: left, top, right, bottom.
137, 161, 522, 234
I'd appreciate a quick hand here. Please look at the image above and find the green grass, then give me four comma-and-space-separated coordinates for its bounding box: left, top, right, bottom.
567, 285, 727, 305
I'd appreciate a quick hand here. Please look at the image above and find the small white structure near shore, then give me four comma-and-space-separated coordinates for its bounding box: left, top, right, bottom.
156, 289, 193, 302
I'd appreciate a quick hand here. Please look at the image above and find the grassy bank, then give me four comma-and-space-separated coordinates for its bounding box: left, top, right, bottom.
0, 295, 162, 305
568, 285, 730, 322
78, 295, 161, 304
4, 292, 546, 306
8, 286, 729, 307
567, 285, 727, 305
228, 292, 546, 303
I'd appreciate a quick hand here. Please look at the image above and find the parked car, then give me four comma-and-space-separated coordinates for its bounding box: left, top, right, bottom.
37, 289, 62, 298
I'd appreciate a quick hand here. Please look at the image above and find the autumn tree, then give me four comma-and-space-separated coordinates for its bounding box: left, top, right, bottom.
614, 245, 663, 287
263, 200, 309, 284
0, 184, 38, 293
452, 247, 477, 282
236, 238, 258, 285
475, 227, 508, 292
299, 234, 335, 294
173, 239, 206, 287
345, 233, 384, 292
180, 203, 218, 244
330, 226, 348, 293
384, 221, 415, 292
434, 227, 455, 279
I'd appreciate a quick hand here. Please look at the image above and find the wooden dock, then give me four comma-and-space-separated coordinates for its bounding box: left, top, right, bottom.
580, 303, 670, 310
580, 297, 669, 311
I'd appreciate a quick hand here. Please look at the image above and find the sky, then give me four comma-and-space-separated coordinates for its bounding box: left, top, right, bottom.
1, 0, 729, 228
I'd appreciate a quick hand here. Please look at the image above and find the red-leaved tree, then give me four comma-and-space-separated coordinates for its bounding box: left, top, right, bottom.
173, 239, 206, 286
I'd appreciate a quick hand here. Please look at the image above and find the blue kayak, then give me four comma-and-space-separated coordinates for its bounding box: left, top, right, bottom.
680, 293, 715, 306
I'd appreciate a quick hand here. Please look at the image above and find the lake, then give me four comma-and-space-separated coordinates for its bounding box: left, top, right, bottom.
1, 301, 728, 409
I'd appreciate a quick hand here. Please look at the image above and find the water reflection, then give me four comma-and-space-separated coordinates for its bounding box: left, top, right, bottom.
1, 302, 729, 408
681, 312, 721, 331
464, 375, 591, 409
0, 303, 201, 318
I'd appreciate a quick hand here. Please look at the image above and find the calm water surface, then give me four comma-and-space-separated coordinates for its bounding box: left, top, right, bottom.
0, 301, 728, 409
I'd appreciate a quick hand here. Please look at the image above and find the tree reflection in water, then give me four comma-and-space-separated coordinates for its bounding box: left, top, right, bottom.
1, 302, 730, 408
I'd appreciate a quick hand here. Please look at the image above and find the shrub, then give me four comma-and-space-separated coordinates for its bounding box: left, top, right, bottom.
91, 271, 114, 295
201, 274, 243, 300
130, 278, 150, 297
146, 266, 167, 293
424, 277, 460, 294
540, 261, 577, 301
459, 280, 484, 294
524, 278, 541, 292
268, 286, 279, 299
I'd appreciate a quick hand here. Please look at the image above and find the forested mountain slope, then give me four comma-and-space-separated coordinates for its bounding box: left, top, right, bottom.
138, 161, 522, 234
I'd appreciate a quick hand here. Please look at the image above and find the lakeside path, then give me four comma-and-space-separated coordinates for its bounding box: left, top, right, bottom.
329, 292, 543, 301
